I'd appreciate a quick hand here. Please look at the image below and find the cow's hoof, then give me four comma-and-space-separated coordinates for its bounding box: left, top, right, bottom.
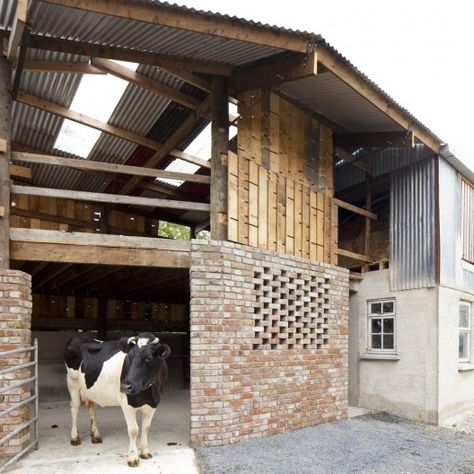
139, 452, 153, 460
91, 436, 103, 444
127, 459, 139, 467
70, 437, 81, 446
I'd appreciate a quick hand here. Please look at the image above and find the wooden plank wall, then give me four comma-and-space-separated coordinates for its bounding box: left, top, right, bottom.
33, 293, 187, 330
229, 90, 335, 263
462, 179, 474, 264
10, 194, 160, 237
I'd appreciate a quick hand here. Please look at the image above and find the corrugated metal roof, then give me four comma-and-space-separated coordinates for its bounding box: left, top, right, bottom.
335, 145, 433, 192
2, 0, 456, 225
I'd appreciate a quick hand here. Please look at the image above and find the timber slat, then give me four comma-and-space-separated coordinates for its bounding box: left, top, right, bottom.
11, 185, 210, 212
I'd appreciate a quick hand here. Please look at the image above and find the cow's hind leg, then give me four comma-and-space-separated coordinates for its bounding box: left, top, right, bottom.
121, 404, 140, 467
88, 402, 102, 443
66, 369, 81, 446
139, 406, 155, 460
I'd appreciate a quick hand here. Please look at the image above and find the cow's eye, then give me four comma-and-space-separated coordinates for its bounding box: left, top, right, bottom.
145, 355, 153, 364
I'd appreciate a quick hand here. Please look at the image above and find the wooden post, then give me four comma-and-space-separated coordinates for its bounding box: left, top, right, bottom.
210, 76, 229, 241
0, 56, 12, 269
364, 175, 372, 261
97, 298, 108, 340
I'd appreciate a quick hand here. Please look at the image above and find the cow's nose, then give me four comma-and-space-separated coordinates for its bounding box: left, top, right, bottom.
120, 382, 134, 394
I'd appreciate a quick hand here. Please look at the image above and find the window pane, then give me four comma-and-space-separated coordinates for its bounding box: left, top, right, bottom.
371, 318, 382, 334
459, 332, 469, 360
383, 318, 394, 333
383, 335, 394, 349
371, 335, 382, 349
383, 302, 394, 313
459, 305, 470, 328
371, 303, 382, 314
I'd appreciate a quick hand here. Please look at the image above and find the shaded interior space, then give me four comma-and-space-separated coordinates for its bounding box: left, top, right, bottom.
10, 260, 191, 402
12, 392, 197, 473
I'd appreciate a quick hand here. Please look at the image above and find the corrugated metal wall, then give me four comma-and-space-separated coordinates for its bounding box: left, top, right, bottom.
390, 157, 437, 290
439, 158, 462, 287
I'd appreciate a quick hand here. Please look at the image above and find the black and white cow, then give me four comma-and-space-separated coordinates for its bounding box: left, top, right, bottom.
64, 332, 171, 467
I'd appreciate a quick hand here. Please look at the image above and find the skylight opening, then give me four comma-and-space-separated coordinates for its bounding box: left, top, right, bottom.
54, 61, 138, 158
157, 102, 239, 187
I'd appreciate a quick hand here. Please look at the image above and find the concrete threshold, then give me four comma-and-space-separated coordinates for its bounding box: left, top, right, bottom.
5, 389, 199, 474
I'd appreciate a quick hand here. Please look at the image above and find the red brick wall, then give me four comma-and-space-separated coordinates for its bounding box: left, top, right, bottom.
0, 270, 32, 458
190, 241, 348, 447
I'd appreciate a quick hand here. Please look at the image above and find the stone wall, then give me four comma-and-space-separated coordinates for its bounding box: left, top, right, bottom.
190, 240, 348, 447
0, 270, 32, 459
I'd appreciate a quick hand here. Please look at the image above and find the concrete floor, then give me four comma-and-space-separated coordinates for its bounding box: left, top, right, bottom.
6, 390, 199, 474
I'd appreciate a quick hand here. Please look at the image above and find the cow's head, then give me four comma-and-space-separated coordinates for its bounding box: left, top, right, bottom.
119, 333, 171, 395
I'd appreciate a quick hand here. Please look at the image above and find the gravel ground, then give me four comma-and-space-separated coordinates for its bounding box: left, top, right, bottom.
196, 413, 474, 474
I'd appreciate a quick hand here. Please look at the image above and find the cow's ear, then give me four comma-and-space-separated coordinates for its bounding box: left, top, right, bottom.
119, 336, 137, 353
152, 343, 171, 360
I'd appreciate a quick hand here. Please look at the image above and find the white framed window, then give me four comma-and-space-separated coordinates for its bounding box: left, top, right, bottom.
459, 302, 471, 362
368, 299, 396, 352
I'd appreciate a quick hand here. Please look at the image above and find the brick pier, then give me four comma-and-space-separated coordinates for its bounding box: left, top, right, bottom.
190, 240, 348, 447
0, 270, 32, 459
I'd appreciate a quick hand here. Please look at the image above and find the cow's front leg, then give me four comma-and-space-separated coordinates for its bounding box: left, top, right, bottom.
139, 406, 156, 459
88, 402, 102, 443
122, 404, 140, 467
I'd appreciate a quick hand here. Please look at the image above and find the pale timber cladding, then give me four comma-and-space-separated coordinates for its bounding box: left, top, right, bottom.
462, 179, 474, 264
229, 90, 335, 264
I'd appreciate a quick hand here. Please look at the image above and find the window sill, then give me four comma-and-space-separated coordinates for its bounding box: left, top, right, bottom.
360, 353, 400, 361
458, 363, 474, 372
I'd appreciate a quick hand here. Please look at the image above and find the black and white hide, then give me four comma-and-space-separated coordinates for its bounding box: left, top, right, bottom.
64, 333, 171, 467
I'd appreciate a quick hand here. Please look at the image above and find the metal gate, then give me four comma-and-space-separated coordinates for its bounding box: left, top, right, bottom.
0, 339, 39, 473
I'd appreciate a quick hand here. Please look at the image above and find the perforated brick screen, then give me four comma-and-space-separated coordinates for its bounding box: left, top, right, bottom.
253, 267, 330, 350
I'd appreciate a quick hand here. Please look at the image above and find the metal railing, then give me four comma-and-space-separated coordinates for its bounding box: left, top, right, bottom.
0, 339, 39, 473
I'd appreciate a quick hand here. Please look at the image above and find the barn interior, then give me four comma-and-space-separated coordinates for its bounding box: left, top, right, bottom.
1, 0, 446, 458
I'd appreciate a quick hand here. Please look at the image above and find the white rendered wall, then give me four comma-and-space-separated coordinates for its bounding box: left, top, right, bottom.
349, 270, 439, 423
437, 285, 474, 424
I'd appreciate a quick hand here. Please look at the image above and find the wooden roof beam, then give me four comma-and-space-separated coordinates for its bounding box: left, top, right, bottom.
334, 131, 415, 148
334, 147, 373, 176
119, 97, 212, 194
15, 91, 165, 151
28, 34, 232, 76
24, 59, 106, 74
6, 0, 27, 65
317, 46, 441, 153
90, 58, 202, 111
230, 52, 318, 93
38, 0, 308, 53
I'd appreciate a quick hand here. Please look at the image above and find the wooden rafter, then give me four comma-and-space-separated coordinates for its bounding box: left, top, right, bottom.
12, 152, 211, 184
23, 59, 105, 74
38, 0, 308, 53
10, 163, 31, 180
15, 91, 166, 151
230, 52, 318, 92
6, 0, 27, 65
91, 58, 203, 111
334, 147, 373, 175
118, 97, 212, 194
317, 46, 441, 153
333, 197, 377, 220
11, 185, 211, 212
28, 34, 232, 76
168, 149, 210, 170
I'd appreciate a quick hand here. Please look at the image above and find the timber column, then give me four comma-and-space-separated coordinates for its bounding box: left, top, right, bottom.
0, 56, 12, 269
210, 76, 229, 241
